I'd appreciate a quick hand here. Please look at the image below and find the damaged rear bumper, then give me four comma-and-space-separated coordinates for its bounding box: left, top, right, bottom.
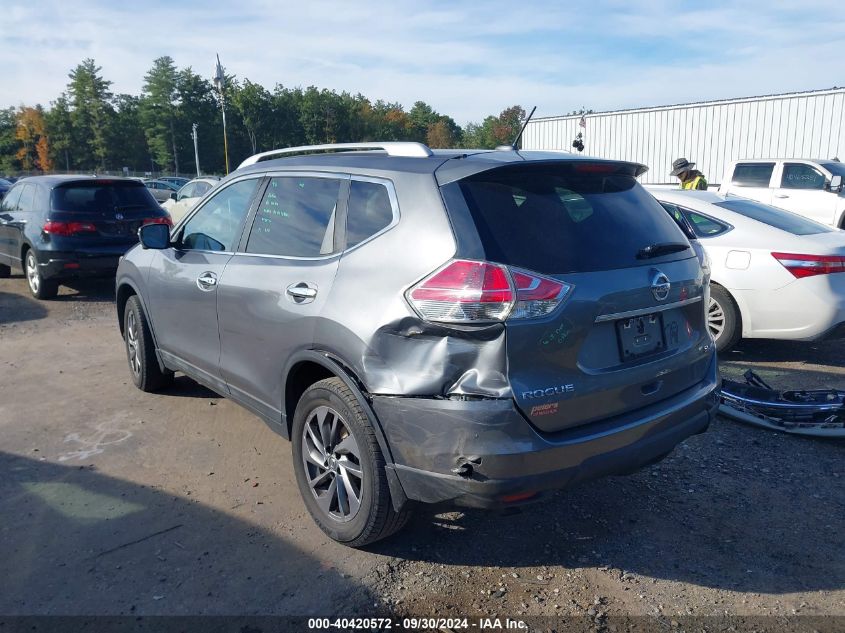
372, 360, 719, 508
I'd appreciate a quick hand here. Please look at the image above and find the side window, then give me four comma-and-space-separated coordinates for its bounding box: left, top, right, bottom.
2, 185, 23, 212
17, 184, 35, 212
731, 163, 775, 187
781, 163, 826, 190
194, 182, 211, 197
246, 176, 341, 257
181, 178, 260, 252
659, 201, 696, 240
681, 209, 730, 238
345, 180, 395, 248
177, 183, 195, 200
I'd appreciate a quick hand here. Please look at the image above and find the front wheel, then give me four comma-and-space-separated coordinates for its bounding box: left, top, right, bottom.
124, 295, 173, 392
291, 377, 411, 547
708, 284, 741, 353
25, 249, 58, 299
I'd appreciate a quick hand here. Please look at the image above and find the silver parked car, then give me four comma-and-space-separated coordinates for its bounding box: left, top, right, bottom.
116, 142, 719, 546
143, 179, 179, 203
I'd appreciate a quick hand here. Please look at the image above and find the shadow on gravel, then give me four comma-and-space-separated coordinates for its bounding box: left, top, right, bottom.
0, 451, 376, 616
0, 291, 48, 324
159, 375, 219, 399
372, 423, 845, 595
55, 279, 116, 302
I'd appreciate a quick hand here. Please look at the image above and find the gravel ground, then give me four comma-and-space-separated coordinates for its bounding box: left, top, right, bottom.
1, 274, 843, 629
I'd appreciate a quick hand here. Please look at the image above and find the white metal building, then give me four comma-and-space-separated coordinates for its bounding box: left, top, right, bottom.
522, 88, 845, 185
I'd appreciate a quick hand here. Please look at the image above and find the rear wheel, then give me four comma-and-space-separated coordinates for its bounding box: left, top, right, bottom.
708, 284, 740, 353
292, 377, 411, 547
124, 295, 173, 392
25, 249, 58, 299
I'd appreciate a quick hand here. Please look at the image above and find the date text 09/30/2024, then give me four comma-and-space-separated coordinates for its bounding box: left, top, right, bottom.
307, 617, 528, 630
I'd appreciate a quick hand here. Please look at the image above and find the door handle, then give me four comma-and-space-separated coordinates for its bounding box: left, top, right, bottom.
286, 283, 317, 303
774, 193, 789, 199
196, 271, 218, 291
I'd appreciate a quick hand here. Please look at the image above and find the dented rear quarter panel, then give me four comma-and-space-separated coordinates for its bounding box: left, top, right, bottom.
316, 170, 513, 399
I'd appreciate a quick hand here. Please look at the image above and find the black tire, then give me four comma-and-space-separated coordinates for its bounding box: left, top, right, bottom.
24, 249, 58, 299
291, 377, 411, 547
708, 284, 741, 353
124, 295, 174, 392
0, 263, 10, 278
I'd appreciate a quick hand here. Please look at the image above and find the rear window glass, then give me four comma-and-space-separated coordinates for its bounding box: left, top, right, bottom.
52, 181, 157, 213
455, 165, 690, 274
715, 199, 833, 235
346, 180, 394, 248
731, 163, 774, 187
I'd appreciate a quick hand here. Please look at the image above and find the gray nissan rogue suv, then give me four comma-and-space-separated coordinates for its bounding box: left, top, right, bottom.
116, 142, 719, 546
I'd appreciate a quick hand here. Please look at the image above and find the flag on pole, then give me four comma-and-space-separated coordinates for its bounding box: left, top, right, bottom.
578, 115, 587, 129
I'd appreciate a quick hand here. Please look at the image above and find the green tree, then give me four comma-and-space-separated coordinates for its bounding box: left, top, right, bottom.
67, 58, 114, 170
177, 68, 223, 175
0, 107, 19, 173
141, 56, 180, 173
231, 79, 273, 154
112, 95, 149, 171
45, 94, 73, 171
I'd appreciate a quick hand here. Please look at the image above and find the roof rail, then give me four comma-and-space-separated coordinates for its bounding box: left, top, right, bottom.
238, 142, 433, 169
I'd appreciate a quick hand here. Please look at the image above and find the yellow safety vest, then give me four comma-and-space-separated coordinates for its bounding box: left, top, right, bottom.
681, 175, 707, 190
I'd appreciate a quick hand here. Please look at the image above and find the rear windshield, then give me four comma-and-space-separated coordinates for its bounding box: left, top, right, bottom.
714, 198, 833, 235
454, 165, 690, 274
51, 181, 158, 213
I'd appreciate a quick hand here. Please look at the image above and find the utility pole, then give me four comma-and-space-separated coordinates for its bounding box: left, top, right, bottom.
214, 54, 230, 175
191, 123, 201, 176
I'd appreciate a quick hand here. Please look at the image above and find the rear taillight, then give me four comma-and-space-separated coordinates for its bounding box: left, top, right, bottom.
143, 216, 172, 227
42, 220, 97, 236
406, 259, 571, 323
772, 252, 845, 278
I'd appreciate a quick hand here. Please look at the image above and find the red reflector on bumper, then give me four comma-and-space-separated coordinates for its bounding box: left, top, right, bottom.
500, 491, 538, 504
63, 262, 80, 269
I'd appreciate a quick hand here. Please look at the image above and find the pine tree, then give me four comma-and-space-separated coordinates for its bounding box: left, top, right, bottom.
67, 58, 114, 170
141, 56, 180, 173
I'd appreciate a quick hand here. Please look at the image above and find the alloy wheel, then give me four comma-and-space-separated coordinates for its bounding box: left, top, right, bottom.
126, 310, 142, 377
300, 405, 364, 523
25, 252, 39, 294
708, 296, 725, 341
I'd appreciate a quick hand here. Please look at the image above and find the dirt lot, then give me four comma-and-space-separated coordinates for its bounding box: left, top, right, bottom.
1, 275, 844, 628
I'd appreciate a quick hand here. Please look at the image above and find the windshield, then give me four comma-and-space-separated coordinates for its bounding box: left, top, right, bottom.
453, 164, 690, 274
820, 162, 845, 179
715, 198, 833, 235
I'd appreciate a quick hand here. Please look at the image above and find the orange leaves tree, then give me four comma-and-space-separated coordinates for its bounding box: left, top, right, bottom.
15, 106, 53, 172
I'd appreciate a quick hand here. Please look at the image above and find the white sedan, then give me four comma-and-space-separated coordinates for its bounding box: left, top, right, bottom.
648, 189, 845, 352
160, 177, 220, 224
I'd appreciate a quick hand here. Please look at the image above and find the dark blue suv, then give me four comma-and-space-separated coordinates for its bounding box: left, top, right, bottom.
0, 176, 171, 298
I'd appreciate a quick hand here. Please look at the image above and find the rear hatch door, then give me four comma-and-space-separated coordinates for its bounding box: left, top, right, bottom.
447, 161, 713, 433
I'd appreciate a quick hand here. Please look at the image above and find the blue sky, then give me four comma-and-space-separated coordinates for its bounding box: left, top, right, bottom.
2, 0, 844, 124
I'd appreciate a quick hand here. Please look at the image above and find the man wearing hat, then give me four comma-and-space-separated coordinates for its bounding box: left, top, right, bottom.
671, 158, 708, 190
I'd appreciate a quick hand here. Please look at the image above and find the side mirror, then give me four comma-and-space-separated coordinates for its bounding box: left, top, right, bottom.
170, 192, 178, 201
138, 223, 170, 249
830, 175, 843, 193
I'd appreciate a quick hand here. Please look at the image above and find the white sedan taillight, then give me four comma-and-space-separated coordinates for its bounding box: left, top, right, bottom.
772, 252, 845, 278
406, 259, 571, 323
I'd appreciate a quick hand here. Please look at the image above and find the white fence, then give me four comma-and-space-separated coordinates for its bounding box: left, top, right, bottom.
522, 88, 845, 185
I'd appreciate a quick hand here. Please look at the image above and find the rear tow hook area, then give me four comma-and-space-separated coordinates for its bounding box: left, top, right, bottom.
719, 369, 845, 437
